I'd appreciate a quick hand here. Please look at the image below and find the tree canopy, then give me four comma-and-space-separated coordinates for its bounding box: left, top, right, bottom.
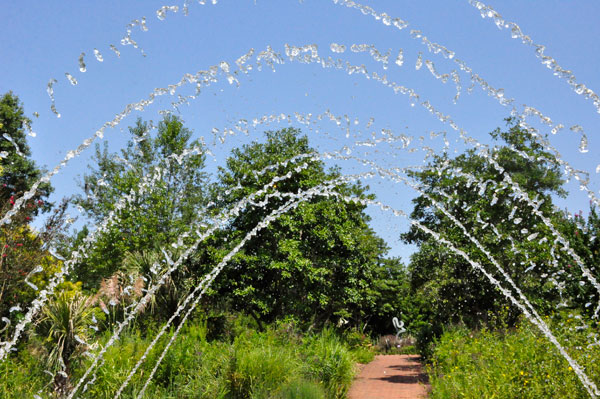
73, 115, 208, 290
0, 92, 66, 320
403, 119, 567, 328
0, 92, 52, 217
204, 128, 390, 327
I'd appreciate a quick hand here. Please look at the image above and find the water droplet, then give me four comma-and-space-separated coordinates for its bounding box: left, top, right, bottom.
527, 232, 539, 241
330, 43, 346, 53
415, 52, 423, 70
110, 44, 121, 57
395, 49, 404, 67
579, 134, 588, 153
65, 72, 78, 85
78, 52, 86, 72
93, 48, 104, 62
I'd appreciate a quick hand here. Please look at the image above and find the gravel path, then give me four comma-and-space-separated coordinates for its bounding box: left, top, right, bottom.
348, 354, 430, 399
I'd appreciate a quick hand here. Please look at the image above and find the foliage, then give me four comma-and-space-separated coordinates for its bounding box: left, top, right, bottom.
554, 205, 600, 317
0, 91, 52, 210
73, 115, 208, 311
403, 119, 566, 339
205, 128, 388, 327
0, 199, 74, 320
427, 314, 600, 399
0, 92, 76, 338
276, 379, 326, 399
5, 317, 365, 398
0, 341, 49, 398
35, 291, 95, 395
302, 328, 356, 399
365, 257, 430, 337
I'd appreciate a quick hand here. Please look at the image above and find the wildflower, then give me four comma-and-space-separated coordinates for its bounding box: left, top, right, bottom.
568, 366, 573, 371
4, 244, 8, 248
520, 371, 524, 376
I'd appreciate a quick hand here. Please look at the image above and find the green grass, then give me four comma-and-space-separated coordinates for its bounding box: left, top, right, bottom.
277, 379, 326, 399
1, 318, 373, 398
0, 344, 48, 398
427, 313, 600, 399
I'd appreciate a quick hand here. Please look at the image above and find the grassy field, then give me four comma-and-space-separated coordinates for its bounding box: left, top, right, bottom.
426, 313, 600, 399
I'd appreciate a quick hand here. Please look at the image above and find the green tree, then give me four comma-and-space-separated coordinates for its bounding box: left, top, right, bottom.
73, 115, 208, 296
366, 257, 433, 337
0, 92, 62, 320
554, 206, 600, 317
204, 128, 388, 327
402, 119, 566, 329
0, 92, 52, 212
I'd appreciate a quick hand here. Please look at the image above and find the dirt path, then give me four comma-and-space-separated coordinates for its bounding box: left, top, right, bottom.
348, 354, 430, 399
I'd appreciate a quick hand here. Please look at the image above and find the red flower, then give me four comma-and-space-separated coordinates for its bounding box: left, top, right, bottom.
16, 243, 23, 247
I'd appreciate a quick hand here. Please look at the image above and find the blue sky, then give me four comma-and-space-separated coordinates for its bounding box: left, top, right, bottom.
1, 1, 599, 259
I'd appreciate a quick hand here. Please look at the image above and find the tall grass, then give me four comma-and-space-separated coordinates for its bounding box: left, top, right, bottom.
1, 317, 370, 398
302, 329, 356, 399
427, 313, 600, 399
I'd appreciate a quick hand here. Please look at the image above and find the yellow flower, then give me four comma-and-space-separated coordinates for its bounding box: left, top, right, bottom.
568, 366, 573, 371
520, 371, 524, 376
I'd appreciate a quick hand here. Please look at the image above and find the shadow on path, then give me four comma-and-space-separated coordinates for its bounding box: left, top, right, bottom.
348, 354, 430, 399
